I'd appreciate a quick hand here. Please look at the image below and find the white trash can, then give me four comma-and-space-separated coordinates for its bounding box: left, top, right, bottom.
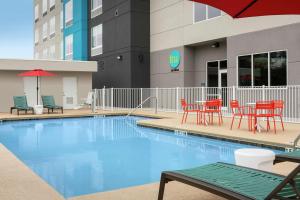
235, 148, 275, 172
34, 105, 44, 115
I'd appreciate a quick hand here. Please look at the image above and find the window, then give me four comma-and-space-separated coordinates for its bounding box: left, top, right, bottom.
42, 0, 47, 14
34, 28, 39, 44
65, 34, 73, 59
60, 8, 64, 30
238, 51, 287, 86
207, 61, 219, 87
49, 0, 55, 9
50, 45, 55, 59
270, 51, 287, 86
35, 4, 39, 21
43, 48, 48, 59
42, 22, 48, 40
91, 0, 103, 18
253, 53, 268, 86
91, 24, 103, 56
49, 16, 56, 37
65, 0, 73, 27
92, 0, 102, 11
194, 3, 221, 23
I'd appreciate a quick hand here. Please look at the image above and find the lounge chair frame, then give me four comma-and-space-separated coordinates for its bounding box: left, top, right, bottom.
10, 96, 34, 115
158, 162, 300, 200
41, 96, 63, 114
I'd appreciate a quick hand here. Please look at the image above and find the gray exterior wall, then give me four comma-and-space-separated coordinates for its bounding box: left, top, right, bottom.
151, 22, 300, 88
90, 0, 150, 89
227, 22, 300, 86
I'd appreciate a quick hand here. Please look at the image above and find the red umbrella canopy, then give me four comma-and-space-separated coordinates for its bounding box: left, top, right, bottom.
190, 0, 300, 18
18, 69, 56, 77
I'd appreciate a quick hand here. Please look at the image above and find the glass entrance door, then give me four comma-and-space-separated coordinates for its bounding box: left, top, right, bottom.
219, 70, 228, 107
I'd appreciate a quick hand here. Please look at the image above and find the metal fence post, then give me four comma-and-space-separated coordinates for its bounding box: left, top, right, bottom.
92, 89, 97, 113
102, 86, 106, 110
233, 85, 236, 100
262, 85, 266, 101
111, 88, 114, 111
176, 87, 179, 114
140, 88, 143, 109
156, 87, 158, 111
201, 87, 205, 101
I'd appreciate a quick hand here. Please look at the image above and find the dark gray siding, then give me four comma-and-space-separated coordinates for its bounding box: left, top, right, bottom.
89, 0, 150, 88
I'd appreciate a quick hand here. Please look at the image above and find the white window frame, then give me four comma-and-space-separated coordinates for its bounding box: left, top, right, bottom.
193, 2, 222, 24
49, 16, 56, 37
65, 34, 73, 58
236, 50, 288, 87
205, 59, 227, 87
35, 28, 39, 44
42, 22, 48, 40
91, 24, 103, 48
65, 0, 73, 26
91, 0, 102, 12
35, 4, 39, 20
49, 0, 55, 9
42, 0, 48, 14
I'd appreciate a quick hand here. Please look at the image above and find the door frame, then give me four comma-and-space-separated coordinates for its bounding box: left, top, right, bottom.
63, 77, 78, 109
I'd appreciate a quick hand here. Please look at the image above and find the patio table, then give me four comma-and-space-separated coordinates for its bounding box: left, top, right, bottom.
246, 102, 264, 133
195, 100, 208, 125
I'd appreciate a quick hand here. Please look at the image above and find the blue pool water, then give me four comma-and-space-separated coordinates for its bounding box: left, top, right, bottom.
0, 116, 281, 197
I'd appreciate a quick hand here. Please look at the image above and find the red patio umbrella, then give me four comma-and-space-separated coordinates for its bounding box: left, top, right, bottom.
190, 0, 300, 18
18, 69, 56, 105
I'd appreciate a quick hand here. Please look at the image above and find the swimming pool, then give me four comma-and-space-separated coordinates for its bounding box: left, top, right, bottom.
0, 116, 281, 197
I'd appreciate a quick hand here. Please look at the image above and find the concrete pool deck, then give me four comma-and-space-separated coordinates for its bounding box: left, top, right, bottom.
1, 108, 300, 148
0, 108, 300, 200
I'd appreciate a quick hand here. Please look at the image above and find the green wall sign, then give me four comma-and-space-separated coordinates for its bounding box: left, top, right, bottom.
169, 50, 181, 70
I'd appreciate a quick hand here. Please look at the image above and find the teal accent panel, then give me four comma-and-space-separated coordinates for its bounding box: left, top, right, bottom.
169, 50, 181, 70
63, 0, 88, 61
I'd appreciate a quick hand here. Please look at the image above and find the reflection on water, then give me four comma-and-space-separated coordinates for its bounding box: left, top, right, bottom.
0, 117, 280, 197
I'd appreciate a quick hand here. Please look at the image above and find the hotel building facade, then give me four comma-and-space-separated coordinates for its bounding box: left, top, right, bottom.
34, 0, 300, 89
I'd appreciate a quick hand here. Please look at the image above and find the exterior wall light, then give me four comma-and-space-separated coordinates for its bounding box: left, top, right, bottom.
117, 55, 123, 61
211, 42, 220, 48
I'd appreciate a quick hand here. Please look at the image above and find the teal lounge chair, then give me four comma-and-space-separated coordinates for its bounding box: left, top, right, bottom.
41, 96, 63, 114
275, 150, 300, 164
10, 96, 34, 115
158, 162, 300, 200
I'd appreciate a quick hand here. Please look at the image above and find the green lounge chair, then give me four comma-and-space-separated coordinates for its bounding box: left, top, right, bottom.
275, 150, 300, 164
158, 162, 300, 200
10, 96, 34, 115
41, 96, 63, 114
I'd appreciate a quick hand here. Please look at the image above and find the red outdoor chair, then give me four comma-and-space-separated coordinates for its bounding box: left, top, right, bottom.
230, 100, 254, 131
253, 101, 276, 134
203, 99, 223, 126
181, 99, 201, 124
273, 100, 285, 131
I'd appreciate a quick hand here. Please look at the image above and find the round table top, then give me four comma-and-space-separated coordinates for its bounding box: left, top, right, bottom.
235, 148, 275, 157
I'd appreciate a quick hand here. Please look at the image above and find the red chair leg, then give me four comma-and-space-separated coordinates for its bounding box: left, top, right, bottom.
181, 112, 186, 124
273, 117, 277, 134
230, 116, 235, 130
238, 115, 243, 129
185, 112, 188, 123
280, 116, 284, 131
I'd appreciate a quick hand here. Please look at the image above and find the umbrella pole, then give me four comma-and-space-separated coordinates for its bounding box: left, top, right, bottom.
37, 76, 39, 105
